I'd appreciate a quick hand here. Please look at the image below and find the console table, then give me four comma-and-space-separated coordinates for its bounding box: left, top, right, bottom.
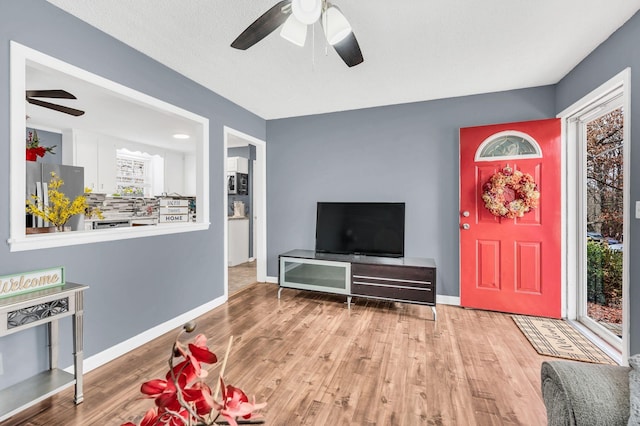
279, 250, 436, 320
0, 282, 87, 422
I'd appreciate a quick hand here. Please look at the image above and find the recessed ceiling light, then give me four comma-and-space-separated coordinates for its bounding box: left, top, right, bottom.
173, 133, 190, 139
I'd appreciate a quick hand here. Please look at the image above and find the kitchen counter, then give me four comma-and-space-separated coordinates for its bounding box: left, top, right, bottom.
228, 216, 249, 266
85, 216, 158, 229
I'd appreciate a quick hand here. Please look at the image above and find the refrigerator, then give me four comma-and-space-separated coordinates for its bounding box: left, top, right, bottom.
26, 162, 85, 231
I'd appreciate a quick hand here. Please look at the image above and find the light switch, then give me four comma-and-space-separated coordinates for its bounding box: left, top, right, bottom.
636, 201, 640, 219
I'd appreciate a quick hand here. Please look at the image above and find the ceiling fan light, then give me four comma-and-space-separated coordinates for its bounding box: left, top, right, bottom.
292, 0, 321, 25
323, 6, 352, 45
280, 15, 307, 47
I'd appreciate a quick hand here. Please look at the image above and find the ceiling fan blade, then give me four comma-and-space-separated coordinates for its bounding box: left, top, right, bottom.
332, 32, 364, 67
26, 89, 77, 99
27, 98, 85, 116
231, 0, 292, 50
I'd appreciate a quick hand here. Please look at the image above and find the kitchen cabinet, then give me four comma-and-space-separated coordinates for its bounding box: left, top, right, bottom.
63, 129, 116, 194
164, 150, 185, 195
227, 156, 249, 174
97, 137, 117, 193
74, 133, 98, 191
228, 217, 249, 266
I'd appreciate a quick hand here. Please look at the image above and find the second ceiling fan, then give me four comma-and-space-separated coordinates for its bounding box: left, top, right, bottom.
26, 89, 85, 116
231, 0, 363, 67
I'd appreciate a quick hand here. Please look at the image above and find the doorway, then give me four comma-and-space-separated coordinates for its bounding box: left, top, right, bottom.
224, 127, 267, 297
560, 68, 630, 363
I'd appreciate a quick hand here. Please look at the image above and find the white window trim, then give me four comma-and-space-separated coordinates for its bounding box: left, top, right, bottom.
558, 67, 631, 365
474, 130, 542, 162
9, 41, 210, 252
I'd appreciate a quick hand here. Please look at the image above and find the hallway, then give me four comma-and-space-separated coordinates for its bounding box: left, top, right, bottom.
228, 260, 257, 294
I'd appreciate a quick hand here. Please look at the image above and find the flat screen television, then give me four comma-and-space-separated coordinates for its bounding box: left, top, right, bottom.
315, 202, 405, 258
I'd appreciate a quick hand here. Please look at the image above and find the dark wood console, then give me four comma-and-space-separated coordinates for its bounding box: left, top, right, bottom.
279, 250, 436, 320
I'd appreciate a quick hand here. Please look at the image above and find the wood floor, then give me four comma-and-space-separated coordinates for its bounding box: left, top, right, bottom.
228, 261, 258, 295
2, 284, 555, 426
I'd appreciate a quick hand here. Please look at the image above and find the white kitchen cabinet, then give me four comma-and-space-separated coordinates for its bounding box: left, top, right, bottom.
74, 132, 98, 191
164, 150, 185, 195
97, 136, 117, 194
62, 129, 116, 194
227, 156, 249, 174
228, 217, 249, 266
184, 153, 196, 195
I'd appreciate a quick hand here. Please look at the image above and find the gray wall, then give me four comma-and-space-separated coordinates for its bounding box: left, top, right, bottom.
0, 0, 265, 390
266, 86, 556, 297
555, 10, 640, 354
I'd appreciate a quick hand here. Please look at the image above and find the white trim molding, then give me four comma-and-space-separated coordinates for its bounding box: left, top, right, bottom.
66, 295, 227, 375
558, 67, 631, 364
436, 295, 461, 306
10, 41, 210, 252
223, 127, 267, 297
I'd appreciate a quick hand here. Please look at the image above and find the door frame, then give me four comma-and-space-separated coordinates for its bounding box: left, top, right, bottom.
557, 68, 631, 364
223, 126, 267, 298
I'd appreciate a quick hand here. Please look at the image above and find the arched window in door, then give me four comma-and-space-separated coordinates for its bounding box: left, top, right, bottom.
474, 130, 542, 161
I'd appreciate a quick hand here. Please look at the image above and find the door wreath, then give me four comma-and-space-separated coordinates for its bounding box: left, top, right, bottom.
481, 167, 540, 218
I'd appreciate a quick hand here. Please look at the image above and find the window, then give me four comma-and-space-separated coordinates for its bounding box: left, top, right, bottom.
116, 149, 164, 197
9, 42, 210, 252
475, 130, 542, 161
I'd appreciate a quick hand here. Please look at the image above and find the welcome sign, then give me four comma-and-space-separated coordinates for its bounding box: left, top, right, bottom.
0, 267, 65, 299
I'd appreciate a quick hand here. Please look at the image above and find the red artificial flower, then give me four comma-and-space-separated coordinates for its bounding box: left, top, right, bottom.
187, 334, 217, 376
189, 334, 218, 364
214, 378, 267, 426
121, 407, 160, 426
140, 376, 183, 412
26, 148, 37, 161
156, 410, 190, 426
173, 334, 217, 379
183, 381, 215, 416
167, 359, 197, 384
26, 130, 56, 159
122, 325, 266, 426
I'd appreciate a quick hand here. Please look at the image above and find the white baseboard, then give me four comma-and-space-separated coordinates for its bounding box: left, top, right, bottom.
436, 295, 460, 306
65, 294, 227, 375
265, 275, 278, 284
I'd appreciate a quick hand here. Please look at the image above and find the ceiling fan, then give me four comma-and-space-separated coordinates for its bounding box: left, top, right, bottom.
231, 0, 363, 67
26, 89, 85, 116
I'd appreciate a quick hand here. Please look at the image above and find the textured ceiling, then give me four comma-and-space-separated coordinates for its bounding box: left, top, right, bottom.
45, 0, 640, 120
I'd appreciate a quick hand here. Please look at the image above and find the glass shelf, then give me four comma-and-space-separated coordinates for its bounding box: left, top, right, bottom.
280, 257, 351, 296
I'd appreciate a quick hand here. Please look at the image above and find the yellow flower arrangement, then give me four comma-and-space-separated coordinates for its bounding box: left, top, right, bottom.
26, 172, 103, 231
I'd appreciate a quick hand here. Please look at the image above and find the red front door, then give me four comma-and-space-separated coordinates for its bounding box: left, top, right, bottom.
459, 118, 561, 318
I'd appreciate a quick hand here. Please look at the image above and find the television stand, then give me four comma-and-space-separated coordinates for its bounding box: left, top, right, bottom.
278, 250, 436, 320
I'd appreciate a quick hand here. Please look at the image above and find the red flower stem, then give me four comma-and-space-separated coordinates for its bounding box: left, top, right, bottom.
168, 330, 207, 424
214, 336, 234, 401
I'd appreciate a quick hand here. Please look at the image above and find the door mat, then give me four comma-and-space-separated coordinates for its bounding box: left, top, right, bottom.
512, 315, 616, 365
